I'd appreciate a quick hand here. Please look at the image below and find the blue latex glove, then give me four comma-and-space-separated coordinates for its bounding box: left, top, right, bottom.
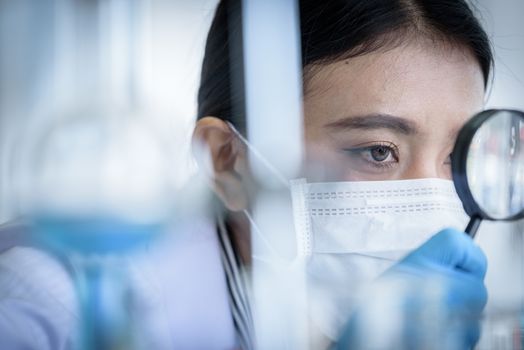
337, 228, 488, 349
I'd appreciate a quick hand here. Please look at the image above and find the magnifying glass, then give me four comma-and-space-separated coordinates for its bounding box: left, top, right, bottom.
452, 109, 524, 238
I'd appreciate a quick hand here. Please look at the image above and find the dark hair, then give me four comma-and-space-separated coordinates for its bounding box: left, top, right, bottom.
197, 0, 493, 133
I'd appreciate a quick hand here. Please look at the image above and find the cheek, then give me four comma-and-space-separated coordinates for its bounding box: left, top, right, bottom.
302, 141, 347, 181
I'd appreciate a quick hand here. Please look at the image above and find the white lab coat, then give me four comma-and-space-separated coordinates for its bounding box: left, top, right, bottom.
0, 214, 237, 350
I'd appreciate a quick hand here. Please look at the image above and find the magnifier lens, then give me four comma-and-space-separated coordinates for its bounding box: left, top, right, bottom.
466, 111, 524, 219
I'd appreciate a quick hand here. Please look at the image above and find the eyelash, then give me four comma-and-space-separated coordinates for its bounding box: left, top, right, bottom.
343, 141, 400, 169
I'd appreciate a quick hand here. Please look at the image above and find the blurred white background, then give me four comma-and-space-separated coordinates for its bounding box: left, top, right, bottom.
0, 0, 219, 222
481, 0, 524, 111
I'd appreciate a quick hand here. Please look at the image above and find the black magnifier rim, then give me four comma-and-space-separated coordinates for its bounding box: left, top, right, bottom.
452, 108, 524, 221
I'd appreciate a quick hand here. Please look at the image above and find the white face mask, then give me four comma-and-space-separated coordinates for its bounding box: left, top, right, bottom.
289, 177, 469, 340
227, 123, 469, 340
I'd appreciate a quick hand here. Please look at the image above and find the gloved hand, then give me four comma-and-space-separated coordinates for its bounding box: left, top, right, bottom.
337, 228, 488, 349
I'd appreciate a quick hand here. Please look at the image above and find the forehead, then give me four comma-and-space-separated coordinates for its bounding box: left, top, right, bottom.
303, 41, 485, 134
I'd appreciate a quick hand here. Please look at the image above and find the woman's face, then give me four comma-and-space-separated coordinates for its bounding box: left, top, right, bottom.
194, 40, 486, 213
302, 40, 485, 182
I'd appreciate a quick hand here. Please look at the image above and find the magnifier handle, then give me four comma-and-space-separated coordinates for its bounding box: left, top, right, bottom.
465, 215, 482, 239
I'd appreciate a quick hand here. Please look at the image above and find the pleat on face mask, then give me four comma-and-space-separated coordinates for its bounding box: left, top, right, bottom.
291, 177, 469, 256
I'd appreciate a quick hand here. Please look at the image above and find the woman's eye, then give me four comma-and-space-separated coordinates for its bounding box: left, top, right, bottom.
369, 145, 392, 162
343, 142, 399, 170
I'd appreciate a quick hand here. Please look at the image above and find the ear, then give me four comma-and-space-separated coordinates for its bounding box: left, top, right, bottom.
192, 117, 250, 211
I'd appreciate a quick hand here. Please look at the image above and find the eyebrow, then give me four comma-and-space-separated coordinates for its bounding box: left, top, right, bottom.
324, 114, 419, 135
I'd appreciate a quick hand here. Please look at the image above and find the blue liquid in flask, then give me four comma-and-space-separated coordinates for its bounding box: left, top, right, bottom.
33, 214, 163, 254
32, 214, 165, 350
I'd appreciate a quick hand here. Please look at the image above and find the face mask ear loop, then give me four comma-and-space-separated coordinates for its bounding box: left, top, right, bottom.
226, 121, 290, 189
228, 122, 302, 265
